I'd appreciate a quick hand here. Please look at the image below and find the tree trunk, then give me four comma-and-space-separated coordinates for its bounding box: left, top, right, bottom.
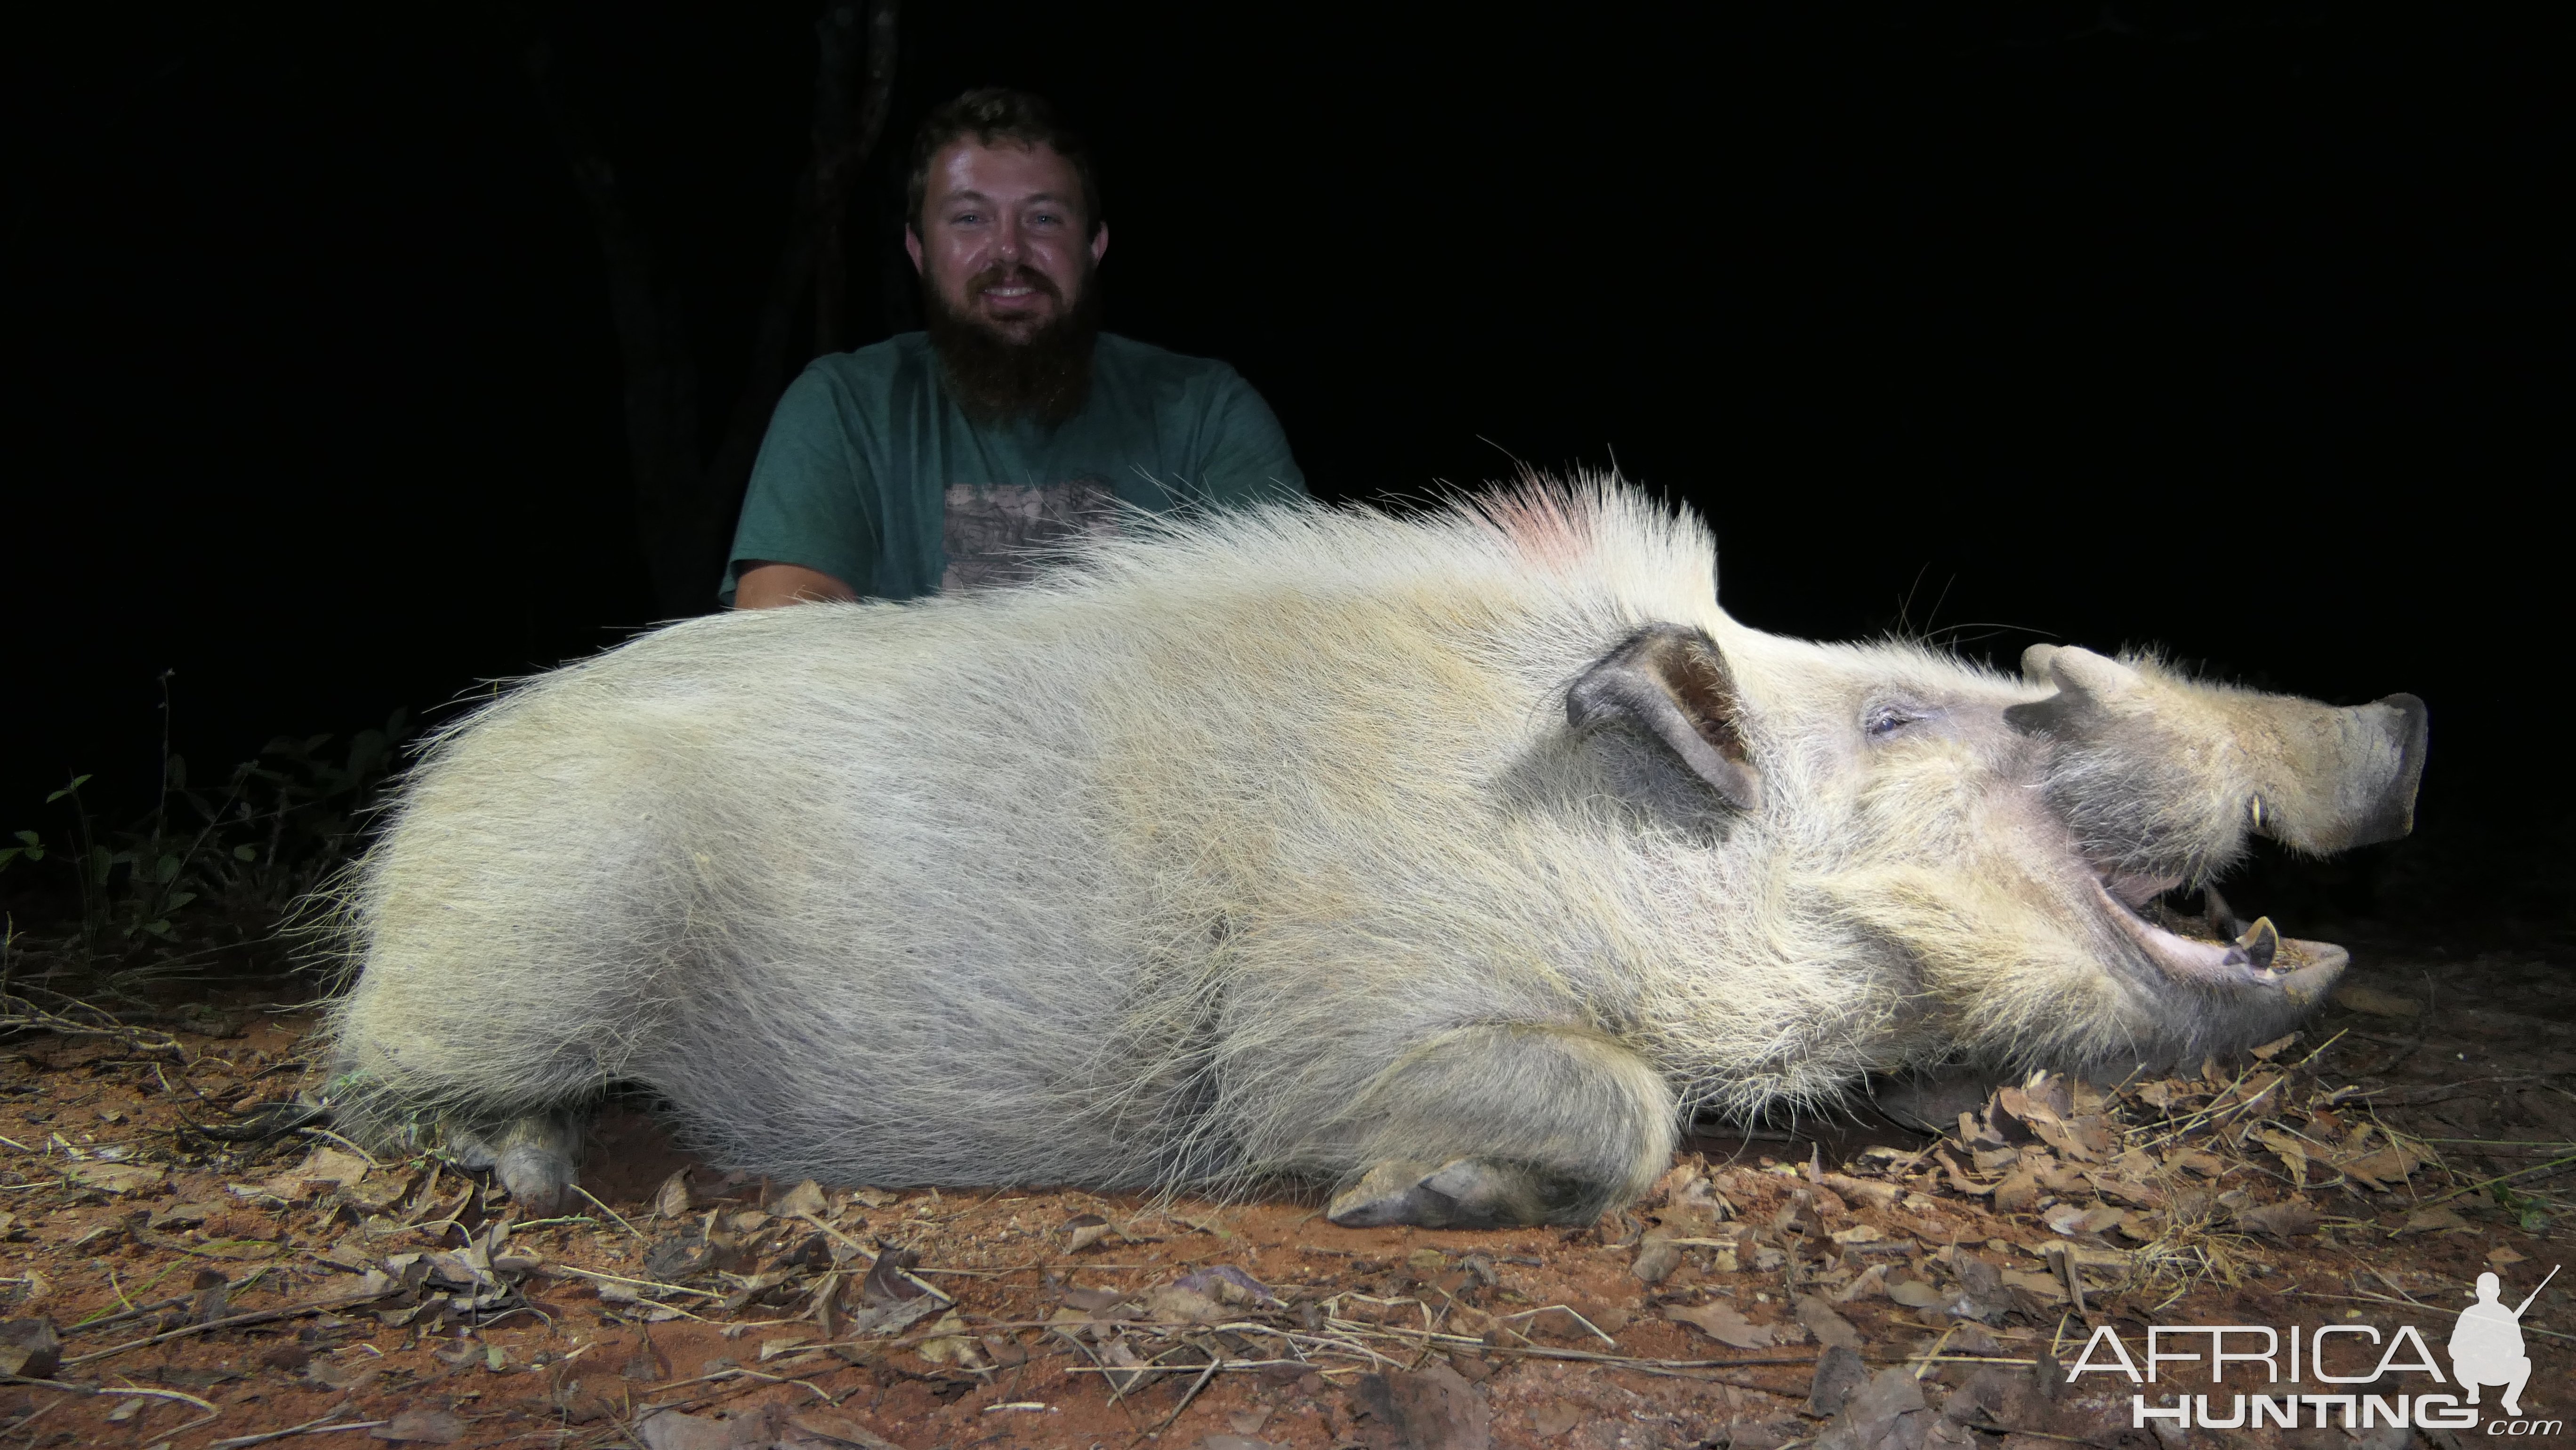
527, 1, 899, 619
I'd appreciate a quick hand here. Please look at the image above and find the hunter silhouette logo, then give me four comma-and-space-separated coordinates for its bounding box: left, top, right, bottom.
2072, 1263, 2561, 1434
2452, 1265, 2554, 1418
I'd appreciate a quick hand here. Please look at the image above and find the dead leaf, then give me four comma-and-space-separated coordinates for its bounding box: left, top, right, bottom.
307, 1358, 382, 1394
2335, 1140, 2428, 1192
2488, 1245, 2527, 1266
1794, 1296, 1864, 1351
265, 1146, 370, 1199
653, 1170, 694, 1220
1828, 1264, 1888, 1304
1347, 1363, 1490, 1450
913, 1309, 987, 1369
2037, 1160, 2092, 1195
1533, 1398, 1583, 1438
2333, 984, 2422, 1018
1941, 1252, 2016, 1323
1990, 1161, 2042, 1215
2396, 1206, 2473, 1236
1631, 1231, 1682, 1284
1935, 1149, 1994, 1197
2026, 1117, 2097, 1164
1887, 1279, 1943, 1310
1996, 1085, 2059, 1132
2250, 1033, 2298, 1060
2256, 1129, 2311, 1186
1062, 1213, 1123, 1253
337, 1165, 417, 1213
774, 1179, 829, 1219
2083, 1173, 2164, 1210
2043, 1204, 2125, 1238
1647, 1161, 1705, 1207
634, 1408, 776, 1450
2235, 1200, 2319, 1239
370, 1408, 467, 1444
1175, 1265, 1283, 1308
2002, 1268, 2070, 1305
1829, 1365, 1930, 1450
1663, 1299, 1774, 1349
1050, 1279, 1133, 1312
1816, 1171, 1900, 1209
0, 1319, 62, 1379
1098, 1336, 1152, 1394
1139, 1283, 1226, 1325
858, 1247, 926, 1307
68, 1160, 166, 1195
786, 1411, 904, 1450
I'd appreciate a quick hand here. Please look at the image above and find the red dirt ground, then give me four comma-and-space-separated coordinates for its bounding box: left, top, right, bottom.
2, 926, 2570, 1450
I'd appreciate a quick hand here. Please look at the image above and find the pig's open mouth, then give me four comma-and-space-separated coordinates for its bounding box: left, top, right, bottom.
2086, 870, 2347, 1000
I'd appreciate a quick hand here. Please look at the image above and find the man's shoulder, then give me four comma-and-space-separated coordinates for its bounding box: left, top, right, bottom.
1093, 332, 1250, 395
803, 332, 936, 394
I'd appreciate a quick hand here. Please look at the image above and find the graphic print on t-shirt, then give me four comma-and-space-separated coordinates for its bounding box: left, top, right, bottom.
939, 478, 1122, 591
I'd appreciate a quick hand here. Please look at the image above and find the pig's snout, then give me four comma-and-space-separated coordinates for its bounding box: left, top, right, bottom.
2007, 645, 2429, 866
2319, 692, 2428, 850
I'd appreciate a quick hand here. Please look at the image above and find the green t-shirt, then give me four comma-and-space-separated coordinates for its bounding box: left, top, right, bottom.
720, 331, 1306, 603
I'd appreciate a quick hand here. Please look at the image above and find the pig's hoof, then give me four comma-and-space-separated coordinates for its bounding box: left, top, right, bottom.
1326, 1160, 1441, 1226
441, 1113, 581, 1215
1326, 1157, 1589, 1228
495, 1144, 576, 1215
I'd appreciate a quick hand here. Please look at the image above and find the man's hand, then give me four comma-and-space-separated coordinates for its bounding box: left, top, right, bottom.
735, 562, 859, 609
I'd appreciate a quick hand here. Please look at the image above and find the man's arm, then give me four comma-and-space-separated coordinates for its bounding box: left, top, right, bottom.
733, 561, 859, 609
719, 362, 885, 606
1192, 366, 1308, 505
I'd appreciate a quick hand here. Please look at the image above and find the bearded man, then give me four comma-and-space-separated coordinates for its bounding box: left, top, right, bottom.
725, 89, 1307, 607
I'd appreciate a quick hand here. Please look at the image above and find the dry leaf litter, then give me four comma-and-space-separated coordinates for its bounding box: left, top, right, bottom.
0, 938, 2571, 1448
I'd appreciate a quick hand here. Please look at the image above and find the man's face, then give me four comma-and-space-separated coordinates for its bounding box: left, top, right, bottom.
906, 140, 1107, 344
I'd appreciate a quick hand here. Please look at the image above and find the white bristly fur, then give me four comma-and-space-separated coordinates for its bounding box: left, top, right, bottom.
319, 478, 2362, 1208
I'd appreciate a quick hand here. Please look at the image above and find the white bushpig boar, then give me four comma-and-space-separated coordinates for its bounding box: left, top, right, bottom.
322, 482, 2425, 1226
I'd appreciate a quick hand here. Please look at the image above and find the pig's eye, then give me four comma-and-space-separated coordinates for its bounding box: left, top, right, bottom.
1864, 705, 1924, 740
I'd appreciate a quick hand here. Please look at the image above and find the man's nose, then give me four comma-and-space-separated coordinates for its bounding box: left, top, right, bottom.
992, 217, 1025, 262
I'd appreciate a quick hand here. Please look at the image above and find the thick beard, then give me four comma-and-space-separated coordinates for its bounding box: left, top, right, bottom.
922, 262, 1103, 428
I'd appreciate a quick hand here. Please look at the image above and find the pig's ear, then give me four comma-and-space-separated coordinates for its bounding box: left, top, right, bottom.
1566, 626, 1762, 812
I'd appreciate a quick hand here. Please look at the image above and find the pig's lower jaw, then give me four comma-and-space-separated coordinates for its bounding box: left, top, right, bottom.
2085, 871, 2347, 1004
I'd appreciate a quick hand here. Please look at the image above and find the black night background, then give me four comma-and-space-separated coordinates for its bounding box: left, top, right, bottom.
3, 7, 2576, 1442
8, 2, 2571, 963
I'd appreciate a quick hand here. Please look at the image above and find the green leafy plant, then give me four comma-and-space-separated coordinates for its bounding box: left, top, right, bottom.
0, 696, 416, 1002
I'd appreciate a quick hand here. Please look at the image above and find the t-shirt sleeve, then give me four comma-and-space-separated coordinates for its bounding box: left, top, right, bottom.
1192, 367, 1308, 506
718, 363, 882, 604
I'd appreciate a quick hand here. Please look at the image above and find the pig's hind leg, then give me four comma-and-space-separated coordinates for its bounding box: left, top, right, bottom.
1320, 1024, 1676, 1228
442, 1112, 583, 1216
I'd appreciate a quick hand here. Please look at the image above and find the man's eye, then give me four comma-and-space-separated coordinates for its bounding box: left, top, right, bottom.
950, 212, 982, 226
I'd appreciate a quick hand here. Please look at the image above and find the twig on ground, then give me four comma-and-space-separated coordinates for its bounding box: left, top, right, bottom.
293, 1124, 383, 1166
62, 1285, 395, 1368
538, 1263, 728, 1301
0, 1377, 218, 1412
207, 1415, 391, 1450
574, 1183, 650, 1243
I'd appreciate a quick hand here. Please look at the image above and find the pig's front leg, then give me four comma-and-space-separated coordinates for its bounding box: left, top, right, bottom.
1320, 1024, 1676, 1228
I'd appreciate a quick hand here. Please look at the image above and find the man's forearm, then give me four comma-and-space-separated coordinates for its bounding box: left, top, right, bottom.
735, 562, 860, 608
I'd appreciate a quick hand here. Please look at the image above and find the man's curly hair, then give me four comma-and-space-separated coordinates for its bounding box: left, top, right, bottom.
904, 88, 1103, 237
